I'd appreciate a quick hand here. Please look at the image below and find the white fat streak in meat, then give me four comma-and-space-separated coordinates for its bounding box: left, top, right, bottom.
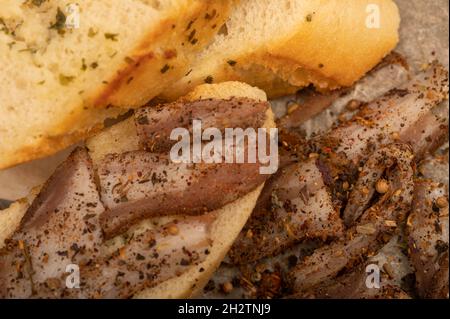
99, 152, 189, 209
277, 159, 341, 237
71, 214, 213, 299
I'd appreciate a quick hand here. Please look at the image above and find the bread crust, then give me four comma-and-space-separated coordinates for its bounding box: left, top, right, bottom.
0, 0, 232, 170
264, 0, 400, 89
161, 0, 400, 100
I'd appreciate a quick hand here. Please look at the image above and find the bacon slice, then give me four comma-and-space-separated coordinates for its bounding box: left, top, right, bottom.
343, 143, 417, 226
229, 158, 343, 264
321, 62, 448, 163
98, 150, 269, 239
288, 144, 414, 293
36, 214, 214, 299
0, 148, 105, 298
407, 180, 449, 299
277, 52, 409, 136
135, 97, 269, 152
290, 263, 411, 299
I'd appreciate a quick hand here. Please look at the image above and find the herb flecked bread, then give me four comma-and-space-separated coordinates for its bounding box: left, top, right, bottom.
161, 0, 400, 100
0, 81, 275, 298
0, 0, 233, 169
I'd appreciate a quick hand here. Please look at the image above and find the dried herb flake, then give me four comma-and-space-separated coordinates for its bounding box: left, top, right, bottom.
160, 64, 170, 73
104, 33, 119, 41
50, 8, 67, 33
59, 74, 75, 86
204, 75, 213, 84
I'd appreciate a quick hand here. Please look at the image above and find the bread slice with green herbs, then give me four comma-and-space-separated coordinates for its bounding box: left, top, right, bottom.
0, 0, 232, 169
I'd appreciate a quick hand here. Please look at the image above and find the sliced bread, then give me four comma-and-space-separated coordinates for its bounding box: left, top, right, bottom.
0, 0, 233, 169
161, 0, 400, 100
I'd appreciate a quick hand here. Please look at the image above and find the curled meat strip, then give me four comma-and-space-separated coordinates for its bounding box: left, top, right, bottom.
321, 62, 448, 163
135, 97, 269, 152
343, 144, 415, 226
287, 143, 415, 293
0, 148, 105, 298
229, 159, 343, 264
98, 149, 269, 239
290, 263, 411, 299
407, 180, 449, 299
